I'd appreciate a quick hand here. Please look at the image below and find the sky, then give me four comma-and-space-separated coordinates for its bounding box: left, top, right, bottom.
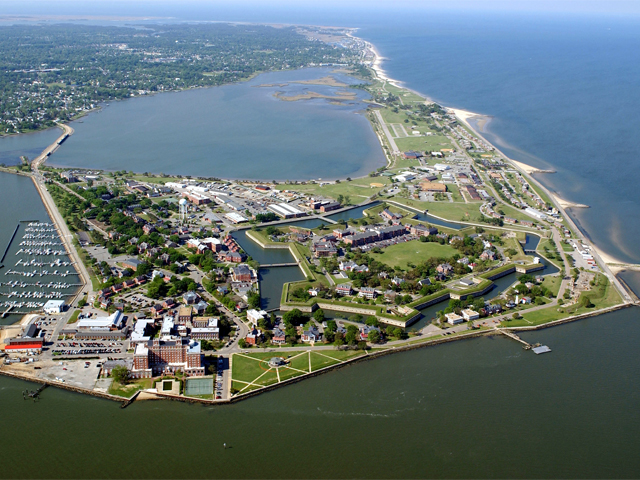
1, 0, 640, 16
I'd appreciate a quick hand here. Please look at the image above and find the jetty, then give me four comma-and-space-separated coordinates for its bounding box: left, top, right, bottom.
495, 328, 550, 353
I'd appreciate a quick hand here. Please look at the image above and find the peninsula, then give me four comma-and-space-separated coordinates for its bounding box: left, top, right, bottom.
0, 23, 634, 407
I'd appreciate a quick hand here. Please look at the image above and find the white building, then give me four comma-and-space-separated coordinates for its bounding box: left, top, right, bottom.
461, 309, 479, 321
247, 309, 267, 325
225, 212, 248, 224
77, 311, 124, 331
43, 299, 65, 314
434, 164, 451, 171
267, 202, 306, 219
445, 312, 464, 325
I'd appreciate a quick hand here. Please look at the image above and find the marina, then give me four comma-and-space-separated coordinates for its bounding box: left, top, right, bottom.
0, 221, 80, 317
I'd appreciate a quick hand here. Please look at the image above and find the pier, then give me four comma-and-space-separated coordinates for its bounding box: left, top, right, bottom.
0, 224, 20, 264
495, 328, 550, 353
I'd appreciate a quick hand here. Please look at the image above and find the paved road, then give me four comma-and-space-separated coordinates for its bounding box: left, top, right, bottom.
373, 109, 400, 154
30, 124, 92, 308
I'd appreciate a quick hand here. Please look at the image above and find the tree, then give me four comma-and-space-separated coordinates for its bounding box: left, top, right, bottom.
313, 308, 325, 323
365, 315, 379, 327
368, 329, 381, 344
393, 327, 403, 339
238, 338, 247, 349
111, 365, 130, 384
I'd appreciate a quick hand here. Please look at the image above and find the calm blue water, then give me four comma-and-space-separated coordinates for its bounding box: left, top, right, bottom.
45, 68, 385, 181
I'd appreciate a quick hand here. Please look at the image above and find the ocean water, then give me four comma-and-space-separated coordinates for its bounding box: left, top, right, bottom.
354, 14, 640, 265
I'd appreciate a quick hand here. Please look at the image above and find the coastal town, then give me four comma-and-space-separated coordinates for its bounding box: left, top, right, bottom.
0, 26, 632, 405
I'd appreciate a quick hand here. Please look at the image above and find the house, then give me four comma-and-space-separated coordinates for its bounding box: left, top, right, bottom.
436, 263, 453, 275
461, 309, 479, 321
312, 242, 337, 258
135, 275, 147, 286
359, 325, 380, 341
381, 209, 401, 221
339, 260, 358, 272
418, 278, 431, 287
232, 264, 253, 283
272, 328, 286, 345
308, 288, 320, 297
111, 283, 123, 294
301, 326, 321, 343
217, 285, 229, 295
150, 304, 164, 317
335, 284, 353, 296
480, 250, 496, 261
445, 313, 464, 325
193, 300, 208, 316
123, 279, 135, 289
183, 291, 200, 305
392, 276, 405, 286
245, 327, 262, 345
358, 287, 377, 299
224, 251, 245, 263
163, 298, 176, 309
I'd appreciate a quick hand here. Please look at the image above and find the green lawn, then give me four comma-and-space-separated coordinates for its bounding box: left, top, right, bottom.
309, 351, 342, 371
68, 310, 81, 324
389, 196, 482, 223
372, 240, 457, 269
231, 353, 272, 384
108, 378, 153, 398
277, 177, 390, 205
395, 135, 453, 152
541, 275, 562, 297
315, 349, 368, 361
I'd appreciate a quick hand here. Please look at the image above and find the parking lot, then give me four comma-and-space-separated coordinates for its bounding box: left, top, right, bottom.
37, 358, 102, 389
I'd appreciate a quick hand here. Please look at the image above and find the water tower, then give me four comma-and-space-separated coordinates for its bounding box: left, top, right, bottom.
179, 198, 188, 223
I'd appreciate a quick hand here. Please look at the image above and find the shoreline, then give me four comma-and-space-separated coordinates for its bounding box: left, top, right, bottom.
1, 301, 631, 406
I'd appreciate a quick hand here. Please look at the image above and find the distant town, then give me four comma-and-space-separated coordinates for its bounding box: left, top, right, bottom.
0, 25, 631, 405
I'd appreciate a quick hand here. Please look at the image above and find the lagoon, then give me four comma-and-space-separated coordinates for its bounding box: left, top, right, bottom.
43, 67, 386, 181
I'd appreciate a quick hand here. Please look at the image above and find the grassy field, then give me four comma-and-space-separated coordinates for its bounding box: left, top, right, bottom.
230, 349, 371, 395
395, 135, 453, 152
108, 378, 153, 398
277, 177, 390, 204
372, 240, 458, 269
541, 275, 562, 297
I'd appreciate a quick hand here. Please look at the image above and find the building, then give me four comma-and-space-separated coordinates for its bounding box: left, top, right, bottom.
319, 201, 341, 213
176, 306, 192, 325
445, 313, 464, 325
132, 339, 204, 378
267, 202, 306, 219
122, 258, 143, 271
381, 209, 401, 221
5, 323, 44, 353
335, 284, 353, 296
130, 319, 154, 344
410, 224, 438, 237
461, 309, 479, 321
272, 328, 286, 345
420, 181, 447, 193
358, 287, 377, 299
183, 291, 200, 305
43, 299, 65, 314
301, 326, 321, 343
232, 264, 253, 283
312, 241, 337, 258
245, 327, 262, 345
247, 309, 267, 326
190, 318, 220, 340
77, 311, 124, 332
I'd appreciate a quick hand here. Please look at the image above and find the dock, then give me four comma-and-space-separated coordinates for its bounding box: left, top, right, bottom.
496, 328, 550, 353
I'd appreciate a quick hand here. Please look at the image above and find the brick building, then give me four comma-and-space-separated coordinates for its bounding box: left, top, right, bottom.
132, 339, 203, 378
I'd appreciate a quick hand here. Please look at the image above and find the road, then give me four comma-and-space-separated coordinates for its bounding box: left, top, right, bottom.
373, 109, 400, 154
30, 123, 93, 309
